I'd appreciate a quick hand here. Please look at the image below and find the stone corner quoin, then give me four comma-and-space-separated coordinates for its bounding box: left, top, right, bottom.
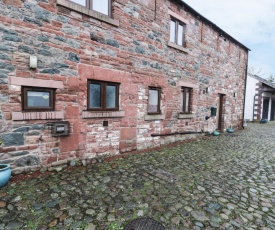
0, 0, 248, 173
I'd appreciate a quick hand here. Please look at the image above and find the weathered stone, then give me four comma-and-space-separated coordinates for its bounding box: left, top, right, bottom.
2, 133, 24, 146
38, 49, 52, 56
135, 46, 145, 54
15, 155, 40, 167
0, 61, 15, 71
38, 35, 49, 42
18, 45, 35, 54
68, 52, 79, 63
23, 17, 43, 27
106, 39, 119, 48
3, 34, 22, 42
11, 151, 29, 157
191, 211, 209, 222
13, 127, 30, 133
40, 68, 60, 74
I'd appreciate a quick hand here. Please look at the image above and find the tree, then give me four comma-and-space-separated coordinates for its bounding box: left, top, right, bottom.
248, 66, 265, 77
267, 74, 275, 84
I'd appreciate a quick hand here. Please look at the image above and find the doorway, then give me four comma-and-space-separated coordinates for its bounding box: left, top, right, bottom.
216, 94, 224, 130
262, 97, 269, 120
270, 99, 275, 120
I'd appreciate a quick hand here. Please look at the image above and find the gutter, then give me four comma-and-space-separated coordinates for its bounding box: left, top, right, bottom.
173, 0, 250, 51
151, 131, 210, 137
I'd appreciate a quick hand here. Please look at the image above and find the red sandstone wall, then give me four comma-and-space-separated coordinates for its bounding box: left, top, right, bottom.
0, 0, 248, 173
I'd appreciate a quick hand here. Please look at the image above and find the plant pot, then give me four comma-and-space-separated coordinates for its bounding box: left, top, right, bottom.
213, 131, 220, 136
227, 128, 234, 133
260, 119, 268, 123
0, 164, 11, 188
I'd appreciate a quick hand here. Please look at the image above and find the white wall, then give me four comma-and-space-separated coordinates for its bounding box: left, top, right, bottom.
244, 75, 258, 121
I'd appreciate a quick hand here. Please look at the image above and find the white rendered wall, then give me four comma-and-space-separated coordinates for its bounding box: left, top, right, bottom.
244, 75, 258, 121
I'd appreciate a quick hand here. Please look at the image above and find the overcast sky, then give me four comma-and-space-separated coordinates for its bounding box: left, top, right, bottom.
183, 0, 275, 79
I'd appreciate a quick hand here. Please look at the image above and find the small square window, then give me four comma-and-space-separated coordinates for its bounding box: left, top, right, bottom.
181, 87, 191, 113
88, 80, 119, 111
70, 0, 111, 16
22, 87, 55, 111
148, 87, 161, 114
170, 18, 186, 47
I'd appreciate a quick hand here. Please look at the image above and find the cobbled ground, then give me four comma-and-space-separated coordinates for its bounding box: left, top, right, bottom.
1, 122, 275, 229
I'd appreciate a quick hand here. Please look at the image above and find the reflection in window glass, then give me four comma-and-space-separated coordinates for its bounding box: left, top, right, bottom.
93, 0, 109, 15
106, 85, 116, 108
70, 0, 86, 6
148, 89, 159, 113
27, 91, 50, 107
90, 83, 101, 108
182, 88, 191, 113
177, 24, 183, 46
170, 20, 176, 43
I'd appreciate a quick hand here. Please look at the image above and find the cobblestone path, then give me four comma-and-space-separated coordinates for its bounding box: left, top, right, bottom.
1, 122, 275, 229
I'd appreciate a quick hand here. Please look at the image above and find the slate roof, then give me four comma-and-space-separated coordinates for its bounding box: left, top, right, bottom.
248, 73, 275, 89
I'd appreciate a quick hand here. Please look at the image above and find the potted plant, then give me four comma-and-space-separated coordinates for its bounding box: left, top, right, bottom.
0, 164, 11, 188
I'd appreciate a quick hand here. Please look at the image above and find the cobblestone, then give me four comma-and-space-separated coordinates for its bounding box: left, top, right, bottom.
0, 122, 275, 229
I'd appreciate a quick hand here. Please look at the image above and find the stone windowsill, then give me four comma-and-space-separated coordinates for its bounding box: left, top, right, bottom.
57, 0, 119, 27
178, 113, 195, 119
82, 110, 125, 119
144, 114, 165, 121
168, 41, 189, 53
12, 111, 64, 121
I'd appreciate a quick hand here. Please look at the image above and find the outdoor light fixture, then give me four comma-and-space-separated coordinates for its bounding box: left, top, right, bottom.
29, 55, 37, 69
205, 107, 217, 120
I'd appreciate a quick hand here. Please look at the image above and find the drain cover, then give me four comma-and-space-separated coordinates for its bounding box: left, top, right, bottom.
124, 217, 165, 230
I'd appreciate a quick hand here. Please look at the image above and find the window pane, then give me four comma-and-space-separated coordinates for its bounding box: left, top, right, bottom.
93, 0, 109, 15
148, 89, 159, 113
89, 83, 101, 108
70, 0, 86, 6
182, 88, 190, 112
27, 91, 50, 107
177, 24, 184, 46
170, 20, 176, 43
185, 89, 190, 112
106, 85, 116, 108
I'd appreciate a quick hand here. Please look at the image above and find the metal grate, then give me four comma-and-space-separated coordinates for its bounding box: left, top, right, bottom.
124, 217, 165, 230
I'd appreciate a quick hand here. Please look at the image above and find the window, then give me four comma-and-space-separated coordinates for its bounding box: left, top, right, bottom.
70, 0, 111, 16
88, 80, 119, 111
22, 87, 55, 111
181, 87, 191, 113
148, 87, 161, 114
170, 18, 186, 47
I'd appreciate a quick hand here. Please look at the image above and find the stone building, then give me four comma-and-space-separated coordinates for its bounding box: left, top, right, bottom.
244, 73, 275, 121
0, 0, 249, 174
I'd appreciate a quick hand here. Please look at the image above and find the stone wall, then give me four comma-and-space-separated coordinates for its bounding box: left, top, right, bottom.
0, 0, 249, 174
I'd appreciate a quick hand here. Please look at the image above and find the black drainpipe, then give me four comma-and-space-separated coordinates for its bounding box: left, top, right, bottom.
151, 131, 210, 137
242, 60, 249, 128
154, 0, 157, 20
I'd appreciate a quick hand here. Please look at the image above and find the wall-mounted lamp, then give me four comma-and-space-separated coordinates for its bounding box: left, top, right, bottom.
205, 107, 217, 120
233, 92, 237, 98
29, 55, 37, 69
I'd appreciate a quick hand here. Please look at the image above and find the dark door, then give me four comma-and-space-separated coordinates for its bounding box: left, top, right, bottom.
216, 94, 224, 130
271, 100, 275, 120
262, 97, 269, 120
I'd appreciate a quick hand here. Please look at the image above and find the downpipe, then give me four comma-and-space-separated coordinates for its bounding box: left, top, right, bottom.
151, 130, 210, 137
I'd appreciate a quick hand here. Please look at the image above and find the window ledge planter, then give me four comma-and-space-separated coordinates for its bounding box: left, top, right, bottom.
0, 164, 11, 188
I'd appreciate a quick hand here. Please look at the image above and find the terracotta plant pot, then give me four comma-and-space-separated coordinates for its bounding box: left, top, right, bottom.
0, 164, 11, 188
